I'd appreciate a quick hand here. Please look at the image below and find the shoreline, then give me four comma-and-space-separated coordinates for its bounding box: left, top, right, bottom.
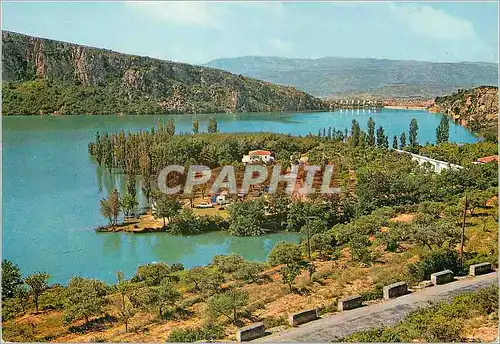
383, 105, 429, 111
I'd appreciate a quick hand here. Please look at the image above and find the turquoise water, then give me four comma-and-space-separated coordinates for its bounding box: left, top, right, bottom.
2, 109, 478, 284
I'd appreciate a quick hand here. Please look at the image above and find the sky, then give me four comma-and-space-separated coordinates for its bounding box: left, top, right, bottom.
2, 1, 499, 65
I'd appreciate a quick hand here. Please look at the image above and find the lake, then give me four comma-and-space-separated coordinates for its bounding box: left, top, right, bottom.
2, 109, 478, 284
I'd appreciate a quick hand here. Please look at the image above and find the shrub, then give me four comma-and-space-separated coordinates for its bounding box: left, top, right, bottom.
167, 324, 225, 342
268, 242, 303, 266
263, 315, 288, 328
211, 254, 245, 274
405, 249, 461, 285
166, 209, 220, 235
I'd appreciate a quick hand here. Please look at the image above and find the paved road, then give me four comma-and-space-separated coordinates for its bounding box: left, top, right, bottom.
254, 272, 498, 342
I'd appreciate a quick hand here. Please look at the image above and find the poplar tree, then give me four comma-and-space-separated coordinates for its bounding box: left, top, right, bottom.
409, 118, 419, 147
376, 126, 385, 147
366, 117, 376, 146
392, 135, 398, 149
436, 115, 450, 144
350, 120, 361, 147
400, 132, 407, 148
208, 118, 218, 133
166, 119, 175, 136
192, 119, 199, 134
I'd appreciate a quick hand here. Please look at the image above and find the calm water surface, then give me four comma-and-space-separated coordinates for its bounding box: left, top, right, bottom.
2, 109, 478, 284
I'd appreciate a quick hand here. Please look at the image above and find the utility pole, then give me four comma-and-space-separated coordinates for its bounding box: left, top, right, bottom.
459, 193, 468, 267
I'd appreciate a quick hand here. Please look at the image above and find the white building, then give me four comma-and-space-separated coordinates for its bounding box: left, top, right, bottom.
242, 150, 274, 164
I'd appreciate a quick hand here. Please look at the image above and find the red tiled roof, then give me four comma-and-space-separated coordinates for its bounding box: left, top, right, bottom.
249, 150, 272, 156
476, 155, 499, 164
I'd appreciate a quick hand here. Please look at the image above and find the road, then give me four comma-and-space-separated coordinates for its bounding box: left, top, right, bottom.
254, 272, 497, 342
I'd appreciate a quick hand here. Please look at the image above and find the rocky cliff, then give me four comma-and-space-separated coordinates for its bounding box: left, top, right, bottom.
2, 31, 325, 115
428, 86, 498, 140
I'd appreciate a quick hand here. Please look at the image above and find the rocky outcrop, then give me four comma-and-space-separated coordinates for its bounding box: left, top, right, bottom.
428, 86, 498, 140
2, 31, 326, 115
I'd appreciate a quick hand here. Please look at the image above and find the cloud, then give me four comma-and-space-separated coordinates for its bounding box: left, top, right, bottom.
126, 2, 222, 28
391, 3, 476, 41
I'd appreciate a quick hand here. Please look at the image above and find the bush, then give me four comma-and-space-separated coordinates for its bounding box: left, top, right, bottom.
263, 315, 288, 328
167, 324, 225, 342
166, 209, 221, 235
405, 249, 461, 285
268, 242, 303, 266
211, 254, 245, 274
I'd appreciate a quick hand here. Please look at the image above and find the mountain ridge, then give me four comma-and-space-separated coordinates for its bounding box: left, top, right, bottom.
1, 31, 325, 115
205, 56, 498, 99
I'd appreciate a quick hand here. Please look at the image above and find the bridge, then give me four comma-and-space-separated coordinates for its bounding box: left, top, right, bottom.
324, 99, 384, 110
394, 149, 463, 173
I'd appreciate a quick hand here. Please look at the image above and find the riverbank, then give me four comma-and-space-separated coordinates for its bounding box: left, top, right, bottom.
383, 99, 434, 110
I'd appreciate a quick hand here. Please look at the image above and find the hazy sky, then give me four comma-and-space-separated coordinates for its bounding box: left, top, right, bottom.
2, 1, 498, 64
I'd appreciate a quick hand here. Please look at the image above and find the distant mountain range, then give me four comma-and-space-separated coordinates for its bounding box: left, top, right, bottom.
205, 56, 498, 99
2, 32, 324, 115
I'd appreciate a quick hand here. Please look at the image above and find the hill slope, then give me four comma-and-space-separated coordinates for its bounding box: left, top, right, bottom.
206, 56, 498, 99
428, 86, 498, 140
1, 32, 325, 115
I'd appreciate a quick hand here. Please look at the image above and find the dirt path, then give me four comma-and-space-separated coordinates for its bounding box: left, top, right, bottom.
254, 272, 498, 342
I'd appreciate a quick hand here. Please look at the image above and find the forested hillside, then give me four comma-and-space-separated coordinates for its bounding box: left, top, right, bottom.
2, 32, 325, 115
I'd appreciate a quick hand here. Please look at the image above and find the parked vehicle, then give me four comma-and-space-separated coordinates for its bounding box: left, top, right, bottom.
196, 202, 214, 208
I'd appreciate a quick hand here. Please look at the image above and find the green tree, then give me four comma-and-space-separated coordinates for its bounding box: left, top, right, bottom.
409, 216, 460, 250
392, 135, 398, 149
376, 126, 386, 147
280, 264, 303, 292
115, 272, 135, 332
233, 262, 265, 283
436, 115, 450, 144
228, 198, 268, 236
126, 176, 136, 199
99, 189, 121, 227
309, 233, 336, 259
25, 272, 50, 312
400, 132, 407, 149
133, 262, 177, 286
2, 259, 23, 298
64, 276, 107, 324
121, 193, 138, 218
208, 117, 218, 133
206, 289, 249, 324
192, 119, 199, 134
464, 190, 491, 216
409, 118, 419, 147
153, 193, 182, 227
366, 117, 376, 146
350, 119, 361, 147
211, 254, 245, 274
131, 280, 181, 318
182, 267, 224, 294
166, 119, 176, 136
268, 242, 303, 266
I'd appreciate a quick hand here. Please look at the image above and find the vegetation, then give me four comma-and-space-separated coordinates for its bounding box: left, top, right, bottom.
2, 259, 23, 298
206, 289, 249, 324
2, 32, 325, 116
24, 272, 50, 312
431, 86, 498, 141
63, 277, 108, 325
167, 324, 225, 342
3, 120, 498, 341
340, 285, 498, 342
